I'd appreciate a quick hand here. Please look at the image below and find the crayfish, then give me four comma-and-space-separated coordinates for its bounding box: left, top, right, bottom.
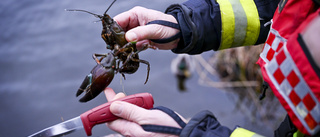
68, 0, 153, 102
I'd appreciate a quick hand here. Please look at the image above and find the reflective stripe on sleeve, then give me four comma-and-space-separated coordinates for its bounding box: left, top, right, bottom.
217, 0, 260, 50
230, 127, 265, 137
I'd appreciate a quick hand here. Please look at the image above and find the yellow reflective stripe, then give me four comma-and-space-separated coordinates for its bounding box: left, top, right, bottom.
230, 128, 265, 137
232, 0, 247, 47
231, 128, 255, 137
217, 0, 235, 50
239, 0, 260, 46
217, 0, 260, 50
293, 130, 304, 137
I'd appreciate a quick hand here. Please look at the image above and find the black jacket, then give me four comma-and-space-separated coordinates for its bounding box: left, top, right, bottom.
163, 0, 279, 136
166, 0, 279, 54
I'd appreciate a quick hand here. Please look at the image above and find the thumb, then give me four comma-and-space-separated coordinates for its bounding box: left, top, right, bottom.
110, 101, 149, 124
125, 25, 158, 42
125, 24, 176, 42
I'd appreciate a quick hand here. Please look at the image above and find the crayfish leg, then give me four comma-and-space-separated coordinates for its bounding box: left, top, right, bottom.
131, 58, 150, 84
121, 73, 126, 80
92, 53, 109, 64
137, 43, 157, 53
141, 60, 150, 84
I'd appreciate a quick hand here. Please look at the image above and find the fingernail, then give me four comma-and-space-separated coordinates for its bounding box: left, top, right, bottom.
126, 32, 138, 41
111, 102, 123, 115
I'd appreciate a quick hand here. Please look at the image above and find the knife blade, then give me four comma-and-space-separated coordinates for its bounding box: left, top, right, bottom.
28, 92, 154, 137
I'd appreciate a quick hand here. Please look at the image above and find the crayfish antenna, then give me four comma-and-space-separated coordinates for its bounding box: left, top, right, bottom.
104, 0, 117, 14
65, 9, 103, 19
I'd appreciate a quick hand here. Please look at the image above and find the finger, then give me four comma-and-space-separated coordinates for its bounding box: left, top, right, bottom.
135, 40, 178, 50
110, 101, 151, 124
104, 87, 116, 101
114, 6, 154, 30
104, 88, 126, 101
106, 119, 151, 137
135, 39, 151, 50
113, 10, 139, 31
125, 25, 159, 42
110, 101, 182, 128
106, 119, 178, 137
112, 92, 126, 100
149, 39, 179, 50
126, 24, 180, 43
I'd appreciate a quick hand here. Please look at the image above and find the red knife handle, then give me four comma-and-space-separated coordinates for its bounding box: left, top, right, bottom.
80, 92, 154, 136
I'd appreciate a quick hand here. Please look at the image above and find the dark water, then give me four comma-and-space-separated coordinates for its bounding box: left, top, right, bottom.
0, 0, 278, 136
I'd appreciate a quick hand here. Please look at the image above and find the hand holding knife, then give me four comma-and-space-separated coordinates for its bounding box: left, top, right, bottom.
28, 92, 154, 137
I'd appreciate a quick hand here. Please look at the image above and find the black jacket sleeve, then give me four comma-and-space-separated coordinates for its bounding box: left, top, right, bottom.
165, 0, 279, 55
180, 110, 232, 137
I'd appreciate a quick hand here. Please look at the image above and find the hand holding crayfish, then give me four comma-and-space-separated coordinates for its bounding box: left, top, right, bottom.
114, 6, 180, 50
68, 1, 181, 102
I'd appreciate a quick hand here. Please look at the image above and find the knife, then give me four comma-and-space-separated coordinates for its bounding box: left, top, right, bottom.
28, 92, 154, 137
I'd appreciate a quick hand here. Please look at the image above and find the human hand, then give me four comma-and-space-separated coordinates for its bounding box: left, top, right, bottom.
104, 87, 186, 137
114, 6, 180, 50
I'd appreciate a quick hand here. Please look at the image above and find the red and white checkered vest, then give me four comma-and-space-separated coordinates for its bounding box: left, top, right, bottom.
257, 0, 320, 135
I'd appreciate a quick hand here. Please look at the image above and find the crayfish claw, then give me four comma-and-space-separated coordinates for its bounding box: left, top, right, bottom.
76, 88, 84, 97
78, 84, 103, 102
76, 74, 91, 97
79, 93, 96, 102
